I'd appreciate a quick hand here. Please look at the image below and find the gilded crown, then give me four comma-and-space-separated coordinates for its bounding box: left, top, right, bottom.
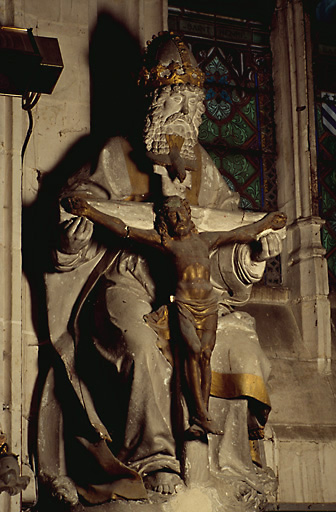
139, 32, 205, 90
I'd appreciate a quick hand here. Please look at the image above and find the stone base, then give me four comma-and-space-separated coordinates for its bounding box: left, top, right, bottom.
37, 436, 276, 512
36, 401, 277, 512
62, 473, 271, 512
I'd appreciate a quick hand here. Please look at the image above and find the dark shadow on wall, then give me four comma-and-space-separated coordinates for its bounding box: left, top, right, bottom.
89, 11, 145, 141
21, 10, 146, 491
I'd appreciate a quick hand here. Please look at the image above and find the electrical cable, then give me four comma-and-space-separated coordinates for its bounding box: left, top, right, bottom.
21, 91, 41, 165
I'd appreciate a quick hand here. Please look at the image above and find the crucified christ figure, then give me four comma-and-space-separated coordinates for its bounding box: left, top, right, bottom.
61, 194, 286, 437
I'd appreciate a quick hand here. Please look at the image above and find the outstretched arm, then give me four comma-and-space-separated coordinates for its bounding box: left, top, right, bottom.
201, 211, 286, 250
61, 196, 162, 248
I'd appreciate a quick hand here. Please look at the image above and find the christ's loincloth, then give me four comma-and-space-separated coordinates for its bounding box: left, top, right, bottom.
174, 294, 218, 331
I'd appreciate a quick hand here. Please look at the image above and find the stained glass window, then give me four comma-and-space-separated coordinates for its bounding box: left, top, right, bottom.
315, 101, 336, 288
312, 4, 336, 289
168, 5, 280, 285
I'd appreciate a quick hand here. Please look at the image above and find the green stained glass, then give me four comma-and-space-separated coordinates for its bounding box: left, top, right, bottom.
223, 175, 235, 191
329, 214, 336, 233
246, 178, 261, 206
322, 135, 336, 157
316, 100, 336, 287
327, 250, 336, 277
168, 11, 277, 215
240, 196, 254, 210
168, 6, 279, 283
241, 98, 257, 126
198, 118, 219, 143
316, 105, 324, 137
222, 154, 256, 184
207, 150, 221, 169
324, 171, 336, 193
221, 114, 254, 146
207, 99, 232, 120
231, 89, 243, 103
321, 186, 336, 214
205, 56, 229, 77
321, 225, 336, 252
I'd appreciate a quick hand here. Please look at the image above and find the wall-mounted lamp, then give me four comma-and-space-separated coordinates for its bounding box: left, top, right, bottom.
0, 26, 64, 161
0, 26, 63, 95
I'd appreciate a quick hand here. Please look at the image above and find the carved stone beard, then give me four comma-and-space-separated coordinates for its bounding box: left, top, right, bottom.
144, 85, 205, 160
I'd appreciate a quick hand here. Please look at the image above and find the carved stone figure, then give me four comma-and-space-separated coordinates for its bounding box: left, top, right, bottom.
39, 32, 284, 510
61, 194, 285, 441
0, 434, 30, 497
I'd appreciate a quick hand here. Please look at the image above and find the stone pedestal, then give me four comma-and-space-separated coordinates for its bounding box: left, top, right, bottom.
62, 436, 273, 512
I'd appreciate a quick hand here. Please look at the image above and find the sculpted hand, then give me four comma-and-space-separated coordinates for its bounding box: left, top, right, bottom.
61, 196, 91, 217
59, 216, 94, 254
251, 232, 282, 262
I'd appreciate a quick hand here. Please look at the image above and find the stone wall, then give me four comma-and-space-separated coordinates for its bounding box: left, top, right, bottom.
0, 0, 335, 510
263, 0, 336, 505
0, 0, 92, 509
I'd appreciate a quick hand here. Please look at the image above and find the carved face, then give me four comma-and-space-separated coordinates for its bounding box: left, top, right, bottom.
0, 455, 19, 494
160, 89, 200, 135
0, 455, 30, 496
165, 203, 193, 238
144, 84, 205, 159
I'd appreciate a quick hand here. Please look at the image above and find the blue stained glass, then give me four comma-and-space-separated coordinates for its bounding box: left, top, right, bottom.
206, 88, 216, 100
206, 75, 216, 83
220, 90, 232, 103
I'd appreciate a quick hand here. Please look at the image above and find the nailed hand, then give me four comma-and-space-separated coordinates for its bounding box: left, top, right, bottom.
61, 196, 90, 217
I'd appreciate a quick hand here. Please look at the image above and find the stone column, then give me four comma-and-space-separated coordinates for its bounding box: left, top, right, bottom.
0, 5, 25, 512
1, 0, 95, 510
0, 96, 24, 512
271, 0, 331, 372
0, 0, 30, 509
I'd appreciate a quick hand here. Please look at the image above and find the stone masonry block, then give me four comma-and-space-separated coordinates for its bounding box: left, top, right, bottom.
264, 425, 336, 503
24, 0, 61, 22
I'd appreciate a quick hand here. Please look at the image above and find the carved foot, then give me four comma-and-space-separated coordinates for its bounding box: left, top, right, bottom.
143, 470, 184, 495
40, 474, 79, 507
187, 416, 224, 437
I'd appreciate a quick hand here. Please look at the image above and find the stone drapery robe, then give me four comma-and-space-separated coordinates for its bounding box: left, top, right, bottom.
40, 137, 271, 504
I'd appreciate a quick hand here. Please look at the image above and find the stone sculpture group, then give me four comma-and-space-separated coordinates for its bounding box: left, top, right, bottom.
39, 32, 285, 511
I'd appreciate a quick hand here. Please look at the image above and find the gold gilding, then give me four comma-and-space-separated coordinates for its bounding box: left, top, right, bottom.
182, 262, 210, 282
139, 35, 205, 90
0, 433, 8, 457
249, 439, 262, 467
139, 60, 205, 90
166, 134, 185, 152
210, 371, 271, 408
